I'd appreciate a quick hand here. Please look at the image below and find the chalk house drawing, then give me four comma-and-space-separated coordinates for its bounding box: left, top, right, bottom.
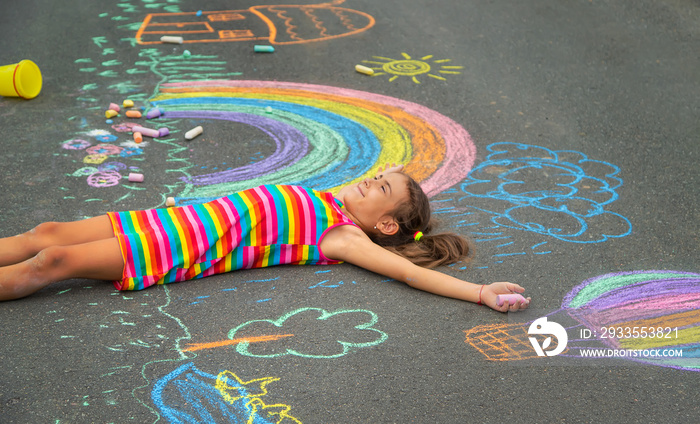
135, 0, 374, 45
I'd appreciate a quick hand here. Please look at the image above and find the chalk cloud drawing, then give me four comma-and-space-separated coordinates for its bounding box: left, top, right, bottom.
459, 142, 632, 244
135, 0, 374, 45
181, 307, 387, 359
465, 270, 700, 372
152, 362, 302, 423
152, 80, 476, 204
362, 52, 464, 84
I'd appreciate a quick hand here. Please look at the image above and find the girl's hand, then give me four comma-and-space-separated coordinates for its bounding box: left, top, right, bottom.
376, 163, 404, 176
480, 282, 530, 312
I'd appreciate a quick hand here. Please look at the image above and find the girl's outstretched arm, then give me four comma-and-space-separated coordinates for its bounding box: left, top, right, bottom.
321, 226, 530, 312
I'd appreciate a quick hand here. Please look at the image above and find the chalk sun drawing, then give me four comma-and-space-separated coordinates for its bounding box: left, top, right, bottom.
459, 142, 631, 244
465, 270, 700, 372
362, 53, 464, 84
151, 80, 476, 204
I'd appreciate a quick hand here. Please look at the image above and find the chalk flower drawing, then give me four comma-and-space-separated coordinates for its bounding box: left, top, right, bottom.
459, 142, 632, 243
362, 52, 464, 84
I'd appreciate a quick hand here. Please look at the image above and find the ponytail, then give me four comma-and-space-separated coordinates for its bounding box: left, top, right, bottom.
371, 176, 473, 268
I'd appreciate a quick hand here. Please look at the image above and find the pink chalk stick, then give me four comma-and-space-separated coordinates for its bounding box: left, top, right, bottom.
108, 103, 121, 112
132, 126, 160, 138
496, 293, 528, 307
128, 173, 144, 182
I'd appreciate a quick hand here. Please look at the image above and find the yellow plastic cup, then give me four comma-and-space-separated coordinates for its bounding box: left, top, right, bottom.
0, 60, 42, 99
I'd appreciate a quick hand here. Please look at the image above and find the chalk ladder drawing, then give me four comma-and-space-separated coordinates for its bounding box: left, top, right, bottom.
182, 307, 388, 359
465, 270, 700, 372
135, 0, 375, 45
152, 362, 303, 423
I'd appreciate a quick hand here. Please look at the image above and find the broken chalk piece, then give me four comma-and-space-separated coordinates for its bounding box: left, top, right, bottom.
161, 36, 184, 44
132, 125, 160, 138
133, 132, 143, 144
128, 173, 144, 183
105, 109, 118, 119
105, 119, 114, 124
496, 293, 528, 307
185, 126, 203, 140
158, 127, 170, 137
108, 103, 121, 112
254, 45, 275, 53
123, 99, 134, 108
265, 106, 273, 113
146, 108, 162, 119
166, 197, 176, 207
355, 64, 374, 76
126, 110, 142, 118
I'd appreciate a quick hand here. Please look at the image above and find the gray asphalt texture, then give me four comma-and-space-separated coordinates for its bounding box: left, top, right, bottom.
1, 0, 698, 423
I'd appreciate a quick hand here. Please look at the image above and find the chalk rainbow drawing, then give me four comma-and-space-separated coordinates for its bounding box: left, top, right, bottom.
136, 0, 374, 45
150, 80, 476, 204
152, 362, 302, 423
465, 270, 700, 371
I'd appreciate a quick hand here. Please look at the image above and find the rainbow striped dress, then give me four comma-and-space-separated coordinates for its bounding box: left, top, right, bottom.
107, 185, 357, 290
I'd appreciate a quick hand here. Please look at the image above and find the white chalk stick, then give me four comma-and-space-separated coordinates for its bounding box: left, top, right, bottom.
185, 126, 203, 140
161, 36, 184, 44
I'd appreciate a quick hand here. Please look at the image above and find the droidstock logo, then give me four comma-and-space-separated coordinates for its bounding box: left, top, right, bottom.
528, 317, 568, 356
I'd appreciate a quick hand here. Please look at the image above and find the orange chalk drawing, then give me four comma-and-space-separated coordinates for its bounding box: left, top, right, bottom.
182, 333, 294, 352
464, 323, 545, 361
135, 0, 374, 45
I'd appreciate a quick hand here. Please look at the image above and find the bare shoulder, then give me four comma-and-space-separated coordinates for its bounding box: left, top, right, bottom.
320, 224, 370, 261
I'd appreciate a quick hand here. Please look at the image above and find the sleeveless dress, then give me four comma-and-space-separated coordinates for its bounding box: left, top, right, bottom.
107, 185, 357, 290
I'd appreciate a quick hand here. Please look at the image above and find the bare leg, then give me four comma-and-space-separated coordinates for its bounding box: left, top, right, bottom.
0, 215, 114, 267
0, 238, 124, 301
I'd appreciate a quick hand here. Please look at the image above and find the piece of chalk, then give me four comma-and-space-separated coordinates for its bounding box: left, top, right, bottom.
146, 108, 162, 119
355, 64, 374, 76
161, 36, 184, 44
496, 294, 528, 307
105, 109, 119, 118
133, 132, 143, 143
108, 103, 121, 112
123, 99, 134, 108
183, 50, 191, 58
128, 172, 144, 182
254, 45, 275, 53
185, 126, 203, 140
105, 119, 114, 124
126, 110, 142, 118
265, 106, 273, 114
158, 127, 170, 137
132, 125, 160, 138
166, 197, 176, 207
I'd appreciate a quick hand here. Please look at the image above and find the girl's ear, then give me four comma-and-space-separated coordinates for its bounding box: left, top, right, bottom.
376, 217, 399, 236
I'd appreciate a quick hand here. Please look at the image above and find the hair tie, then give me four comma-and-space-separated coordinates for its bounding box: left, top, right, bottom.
413, 231, 423, 242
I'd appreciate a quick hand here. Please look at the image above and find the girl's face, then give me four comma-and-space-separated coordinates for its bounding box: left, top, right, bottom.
336, 172, 410, 234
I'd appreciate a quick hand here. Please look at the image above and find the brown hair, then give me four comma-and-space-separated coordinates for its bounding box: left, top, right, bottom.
371, 176, 473, 268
